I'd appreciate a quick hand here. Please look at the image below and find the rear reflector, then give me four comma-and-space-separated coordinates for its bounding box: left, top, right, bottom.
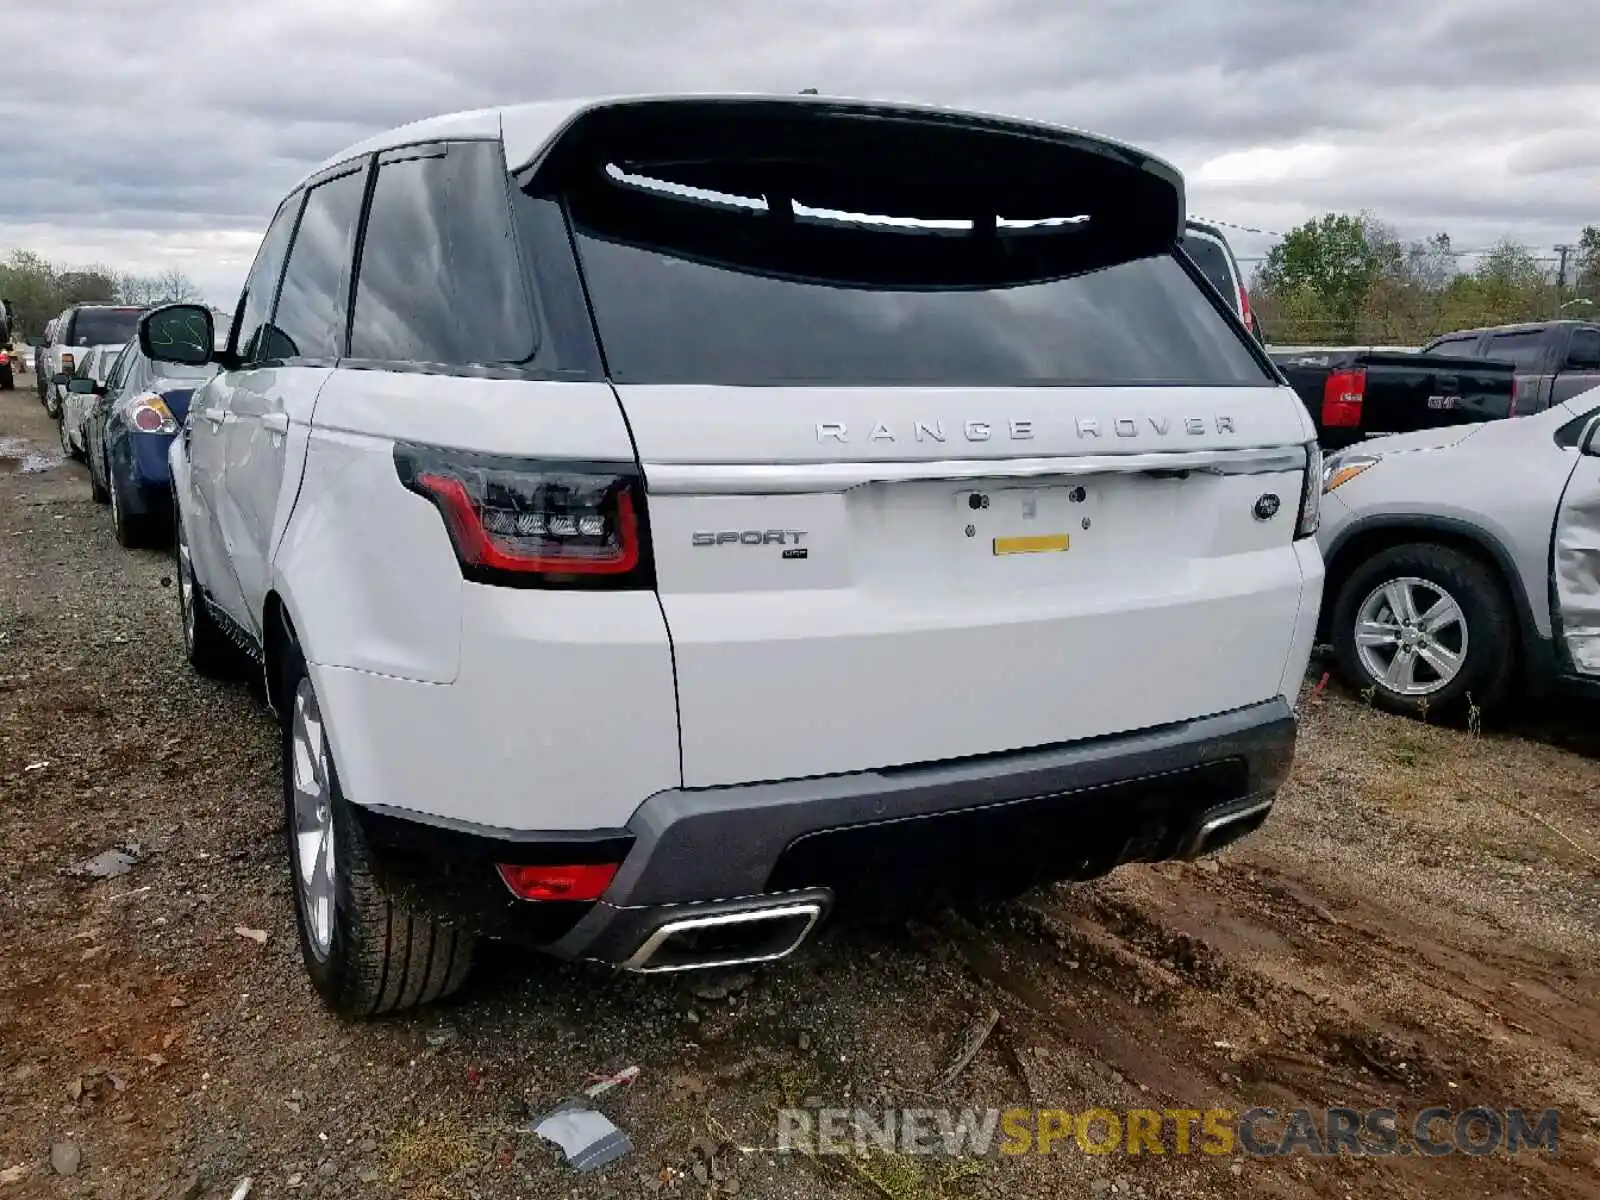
1321, 368, 1365, 428
496, 862, 618, 902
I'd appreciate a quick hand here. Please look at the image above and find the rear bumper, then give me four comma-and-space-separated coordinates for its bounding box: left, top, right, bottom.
108, 427, 176, 515
355, 698, 1297, 969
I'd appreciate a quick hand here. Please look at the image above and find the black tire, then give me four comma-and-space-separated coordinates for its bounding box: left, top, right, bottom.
174, 504, 237, 679
43, 384, 60, 419
1331, 542, 1515, 720
59, 413, 82, 462
280, 650, 475, 1017
108, 462, 148, 548
89, 450, 109, 504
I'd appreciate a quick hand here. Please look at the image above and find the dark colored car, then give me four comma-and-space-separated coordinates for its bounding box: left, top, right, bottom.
1423, 320, 1600, 415
1181, 220, 1264, 341
84, 337, 215, 547
1270, 346, 1517, 452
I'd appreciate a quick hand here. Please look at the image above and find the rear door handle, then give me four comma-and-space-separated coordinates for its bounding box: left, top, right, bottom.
260, 412, 289, 435
202, 406, 224, 426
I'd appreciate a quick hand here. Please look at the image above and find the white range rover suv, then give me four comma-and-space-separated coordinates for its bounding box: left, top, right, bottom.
143, 94, 1324, 1016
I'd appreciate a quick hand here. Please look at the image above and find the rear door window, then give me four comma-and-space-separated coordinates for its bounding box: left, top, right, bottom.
1565, 328, 1600, 369
1484, 331, 1549, 372
1179, 234, 1239, 313
268, 164, 368, 362
566, 177, 1270, 387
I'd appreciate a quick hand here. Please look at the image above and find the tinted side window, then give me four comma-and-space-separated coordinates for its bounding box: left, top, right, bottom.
1180, 235, 1239, 313
1566, 328, 1600, 369
349, 142, 535, 367
1484, 331, 1549, 372
236, 194, 305, 364
269, 166, 368, 361
106, 343, 133, 392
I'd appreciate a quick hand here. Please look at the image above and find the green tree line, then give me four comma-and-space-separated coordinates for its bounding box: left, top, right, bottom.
1252, 213, 1600, 347
0, 249, 202, 339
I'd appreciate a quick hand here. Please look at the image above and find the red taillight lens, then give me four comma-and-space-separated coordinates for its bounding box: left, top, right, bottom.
496, 862, 618, 902
1321, 368, 1365, 428
1238, 286, 1252, 327
61, 352, 76, 373
0, 351, 9, 365
395, 443, 652, 589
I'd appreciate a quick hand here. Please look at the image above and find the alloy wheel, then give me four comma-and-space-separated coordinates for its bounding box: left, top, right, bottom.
290, 678, 337, 960
1354, 576, 1468, 696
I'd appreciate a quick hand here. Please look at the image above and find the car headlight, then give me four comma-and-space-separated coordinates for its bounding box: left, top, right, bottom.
1322, 452, 1381, 494
1296, 441, 1323, 538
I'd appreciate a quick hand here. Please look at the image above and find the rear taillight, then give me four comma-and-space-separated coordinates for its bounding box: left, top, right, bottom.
61, 352, 76, 373
1508, 377, 1519, 417
1321, 368, 1365, 428
0, 351, 9, 365
125, 393, 178, 435
394, 443, 653, 589
1238, 285, 1252, 330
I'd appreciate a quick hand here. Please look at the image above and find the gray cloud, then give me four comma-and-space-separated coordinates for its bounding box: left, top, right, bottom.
1, 0, 1597, 304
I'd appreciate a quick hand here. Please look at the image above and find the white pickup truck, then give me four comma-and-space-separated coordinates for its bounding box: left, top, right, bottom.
41, 304, 144, 416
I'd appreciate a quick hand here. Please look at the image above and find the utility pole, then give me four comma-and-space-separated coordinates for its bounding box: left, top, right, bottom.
1555, 244, 1575, 316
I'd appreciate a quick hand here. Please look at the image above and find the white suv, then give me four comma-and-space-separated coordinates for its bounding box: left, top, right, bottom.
143, 94, 1324, 1016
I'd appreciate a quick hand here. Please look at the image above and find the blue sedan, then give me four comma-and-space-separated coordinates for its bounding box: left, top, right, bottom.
85, 341, 216, 547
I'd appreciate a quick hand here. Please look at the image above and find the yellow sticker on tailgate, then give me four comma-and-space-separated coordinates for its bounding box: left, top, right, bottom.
992, 533, 1071, 556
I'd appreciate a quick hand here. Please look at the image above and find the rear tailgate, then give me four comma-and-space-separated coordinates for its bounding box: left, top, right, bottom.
1356, 351, 1516, 433
547, 100, 1317, 788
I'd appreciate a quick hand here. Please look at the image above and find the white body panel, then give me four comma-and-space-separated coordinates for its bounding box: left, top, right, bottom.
267, 371, 682, 828
219, 364, 332, 637
621, 384, 1320, 787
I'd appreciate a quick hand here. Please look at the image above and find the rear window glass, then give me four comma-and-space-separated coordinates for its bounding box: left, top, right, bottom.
1484, 331, 1547, 372
1180, 234, 1238, 313
566, 175, 1269, 388
1425, 335, 1479, 356
69, 308, 142, 347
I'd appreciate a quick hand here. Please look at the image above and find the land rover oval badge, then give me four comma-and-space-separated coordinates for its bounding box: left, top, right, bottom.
1253, 493, 1282, 521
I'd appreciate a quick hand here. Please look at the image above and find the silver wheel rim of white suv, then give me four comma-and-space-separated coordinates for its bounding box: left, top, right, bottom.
1354, 576, 1468, 696
291, 678, 337, 959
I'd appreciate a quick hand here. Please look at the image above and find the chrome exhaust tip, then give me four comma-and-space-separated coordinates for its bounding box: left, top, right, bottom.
1180, 797, 1273, 860
622, 900, 825, 974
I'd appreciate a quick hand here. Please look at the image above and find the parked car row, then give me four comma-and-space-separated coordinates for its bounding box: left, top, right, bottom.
35, 304, 147, 416
43, 93, 1600, 1022
49, 325, 215, 546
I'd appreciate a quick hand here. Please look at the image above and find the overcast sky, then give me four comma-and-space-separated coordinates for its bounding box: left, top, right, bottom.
3, 0, 1596, 309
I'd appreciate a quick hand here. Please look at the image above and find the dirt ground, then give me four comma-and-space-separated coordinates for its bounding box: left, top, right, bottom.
4, 372, 1600, 1200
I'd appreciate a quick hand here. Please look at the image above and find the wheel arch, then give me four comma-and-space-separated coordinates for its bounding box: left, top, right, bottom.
263, 591, 300, 720
1320, 515, 1558, 691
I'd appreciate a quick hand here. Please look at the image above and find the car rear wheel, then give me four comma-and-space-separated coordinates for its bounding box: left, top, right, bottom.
58, 413, 81, 461
89, 448, 109, 503
282, 657, 475, 1017
107, 459, 147, 548
1331, 542, 1515, 720
174, 505, 237, 679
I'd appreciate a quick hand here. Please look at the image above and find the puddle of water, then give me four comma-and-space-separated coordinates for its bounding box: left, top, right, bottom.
0, 436, 62, 473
